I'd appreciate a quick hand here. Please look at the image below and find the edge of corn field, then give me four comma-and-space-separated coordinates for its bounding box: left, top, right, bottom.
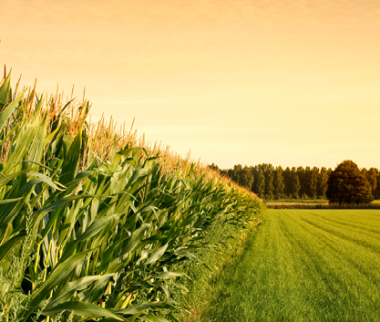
0, 66, 262, 322
176, 214, 263, 322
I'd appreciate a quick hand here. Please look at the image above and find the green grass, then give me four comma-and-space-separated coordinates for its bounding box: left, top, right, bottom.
198, 209, 380, 321
176, 218, 261, 321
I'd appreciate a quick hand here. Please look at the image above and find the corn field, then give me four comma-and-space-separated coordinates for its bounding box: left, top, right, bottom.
0, 69, 261, 321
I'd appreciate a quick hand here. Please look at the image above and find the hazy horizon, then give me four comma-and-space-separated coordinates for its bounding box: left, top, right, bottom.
2, 0, 379, 169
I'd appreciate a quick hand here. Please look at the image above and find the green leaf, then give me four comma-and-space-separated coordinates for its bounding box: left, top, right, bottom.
33, 193, 96, 216
0, 233, 26, 262
3, 120, 37, 174
143, 235, 167, 242
27, 172, 66, 191
115, 303, 150, 315
78, 214, 119, 241
0, 197, 23, 205
154, 271, 184, 279
0, 170, 27, 188
47, 274, 114, 308
62, 134, 73, 158
138, 314, 169, 322
42, 301, 124, 320
121, 223, 150, 256
59, 129, 82, 185
0, 122, 20, 146
27, 251, 89, 315
0, 71, 12, 106
145, 243, 168, 265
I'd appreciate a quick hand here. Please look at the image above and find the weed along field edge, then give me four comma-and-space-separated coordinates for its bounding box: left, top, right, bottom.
196, 209, 380, 322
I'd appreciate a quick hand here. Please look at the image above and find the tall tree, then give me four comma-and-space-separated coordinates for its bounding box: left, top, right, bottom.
290, 167, 301, 199
232, 164, 243, 184
317, 167, 329, 198
376, 173, 380, 199
366, 168, 378, 199
283, 167, 292, 197
297, 166, 306, 197
222, 163, 380, 201
309, 167, 319, 199
208, 163, 220, 172
255, 168, 265, 198
326, 160, 372, 205
264, 164, 275, 200
240, 165, 254, 191
273, 166, 285, 199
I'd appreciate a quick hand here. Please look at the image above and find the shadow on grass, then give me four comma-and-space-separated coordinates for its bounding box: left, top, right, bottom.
180, 219, 264, 322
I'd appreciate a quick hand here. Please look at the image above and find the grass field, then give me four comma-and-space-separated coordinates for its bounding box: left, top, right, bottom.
198, 209, 380, 321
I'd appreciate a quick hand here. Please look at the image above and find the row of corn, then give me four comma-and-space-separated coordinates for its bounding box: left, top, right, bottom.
0, 71, 261, 322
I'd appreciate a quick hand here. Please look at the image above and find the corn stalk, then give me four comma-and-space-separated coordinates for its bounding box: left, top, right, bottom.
0, 71, 261, 321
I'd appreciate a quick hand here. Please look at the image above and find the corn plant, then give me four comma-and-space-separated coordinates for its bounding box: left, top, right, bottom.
0, 71, 261, 321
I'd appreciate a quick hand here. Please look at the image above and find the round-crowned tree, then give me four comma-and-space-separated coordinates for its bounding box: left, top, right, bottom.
326, 160, 373, 205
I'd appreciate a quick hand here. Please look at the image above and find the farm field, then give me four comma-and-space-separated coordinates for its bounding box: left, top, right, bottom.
199, 209, 380, 322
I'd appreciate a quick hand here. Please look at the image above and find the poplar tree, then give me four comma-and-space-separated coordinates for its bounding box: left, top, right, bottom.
273, 166, 285, 199
240, 165, 254, 191
297, 166, 306, 197
309, 167, 319, 199
255, 168, 266, 198
317, 167, 329, 198
290, 167, 301, 199
232, 164, 243, 184
264, 164, 275, 200
283, 167, 292, 197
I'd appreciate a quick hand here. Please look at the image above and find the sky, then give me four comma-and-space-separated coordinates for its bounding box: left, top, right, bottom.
1, 0, 380, 169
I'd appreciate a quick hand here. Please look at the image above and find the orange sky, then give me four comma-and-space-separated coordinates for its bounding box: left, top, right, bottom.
1, 0, 380, 169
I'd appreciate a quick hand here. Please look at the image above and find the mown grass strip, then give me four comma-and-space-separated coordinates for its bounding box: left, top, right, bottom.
176, 218, 262, 321
200, 209, 380, 322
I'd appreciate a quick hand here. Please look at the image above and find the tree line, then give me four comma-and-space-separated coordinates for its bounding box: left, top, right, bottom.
209, 163, 380, 200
